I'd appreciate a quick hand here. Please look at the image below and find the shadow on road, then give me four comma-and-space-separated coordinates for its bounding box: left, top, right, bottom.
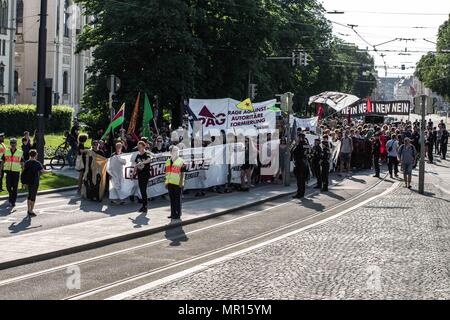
299, 198, 326, 211
322, 191, 346, 201
8, 216, 42, 234
164, 222, 189, 247
347, 177, 367, 184
413, 190, 450, 203
129, 212, 150, 229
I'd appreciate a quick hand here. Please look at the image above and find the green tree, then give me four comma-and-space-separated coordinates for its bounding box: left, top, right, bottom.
76, 0, 376, 129
416, 16, 450, 99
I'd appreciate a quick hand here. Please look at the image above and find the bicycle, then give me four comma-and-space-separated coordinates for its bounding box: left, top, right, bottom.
50, 142, 70, 170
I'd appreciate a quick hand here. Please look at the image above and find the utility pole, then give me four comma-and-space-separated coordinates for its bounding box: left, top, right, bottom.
278, 92, 294, 187
419, 94, 426, 195
36, 0, 48, 164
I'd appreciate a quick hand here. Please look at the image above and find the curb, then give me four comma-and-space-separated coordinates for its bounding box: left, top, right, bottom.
0, 186, 78, 202
0, 187, 299, 270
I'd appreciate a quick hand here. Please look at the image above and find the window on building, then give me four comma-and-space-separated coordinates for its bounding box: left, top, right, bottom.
63, 71, 68, 94
64, 0, 70, 37
0, 62, 5, 90
0, 1, 8, 35
16, 0, 23, 29
14, 70, 18, 93
56, 0, 60, 35
2, 40, 5, 56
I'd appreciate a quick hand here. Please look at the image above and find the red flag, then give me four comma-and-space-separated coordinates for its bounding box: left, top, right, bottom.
367, 97, 373, 113
316, 103, 325, 120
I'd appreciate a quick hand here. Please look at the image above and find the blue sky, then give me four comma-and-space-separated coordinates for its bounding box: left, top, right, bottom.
320, 0, 450, 78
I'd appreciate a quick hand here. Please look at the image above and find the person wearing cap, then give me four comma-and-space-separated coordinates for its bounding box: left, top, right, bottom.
291, 133, 310, 199
2, 138, 24, 207
0, 133, 6, 191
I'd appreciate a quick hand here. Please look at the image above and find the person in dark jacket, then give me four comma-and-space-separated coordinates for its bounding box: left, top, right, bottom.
321, 140, 330, 192
22, 149, 50, 217
291, 133, 310, 199
426, 131, 434, 164
311, 138, 322, 189
441, 126, 449, 160
372, 133, 381, 178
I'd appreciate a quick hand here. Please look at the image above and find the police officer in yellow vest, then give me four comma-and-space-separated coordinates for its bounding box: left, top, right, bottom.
2, 138, 24, 207
165, 146, 186, 220
0, 133, 6, 192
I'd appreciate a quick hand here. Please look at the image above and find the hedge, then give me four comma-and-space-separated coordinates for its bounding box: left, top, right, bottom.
0, 105, 73, 136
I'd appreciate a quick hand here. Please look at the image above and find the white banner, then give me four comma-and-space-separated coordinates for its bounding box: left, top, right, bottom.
107, 142, 279, 200
228, 99, 277, 131
309, 92, 360, 112
189, 98, 278, 134
189, 98, 229, 132
290, 116, 319, 133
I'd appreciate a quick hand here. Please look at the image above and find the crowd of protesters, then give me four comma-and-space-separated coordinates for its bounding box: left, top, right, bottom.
0, 113, 448, 219
310, 117, 449, 190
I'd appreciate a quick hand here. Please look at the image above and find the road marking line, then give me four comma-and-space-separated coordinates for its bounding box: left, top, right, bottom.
106, 182, 399, 300
0, 173, 380, 288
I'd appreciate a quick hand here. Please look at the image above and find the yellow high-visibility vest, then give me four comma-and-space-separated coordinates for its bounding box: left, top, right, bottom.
165, 158, 185, 187
3, 149, 23, 172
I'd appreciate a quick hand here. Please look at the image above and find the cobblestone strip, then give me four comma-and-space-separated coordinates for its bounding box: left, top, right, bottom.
129, 184, 450, 300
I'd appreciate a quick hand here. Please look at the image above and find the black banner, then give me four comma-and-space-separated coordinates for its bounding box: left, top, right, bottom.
343, 100, 411, 116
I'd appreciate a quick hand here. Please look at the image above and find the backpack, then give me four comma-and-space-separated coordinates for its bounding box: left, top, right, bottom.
21, 162, 34, 185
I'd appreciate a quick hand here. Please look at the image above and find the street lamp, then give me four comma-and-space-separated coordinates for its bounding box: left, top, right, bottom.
36, 0, 48, 164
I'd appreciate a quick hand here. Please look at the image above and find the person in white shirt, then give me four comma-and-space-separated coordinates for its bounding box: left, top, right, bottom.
386, 134, 400, 178
339, 131, 353, 174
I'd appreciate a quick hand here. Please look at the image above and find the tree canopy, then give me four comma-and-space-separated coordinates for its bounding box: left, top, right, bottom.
75, 0, 376, 129
416, 15, 450, 99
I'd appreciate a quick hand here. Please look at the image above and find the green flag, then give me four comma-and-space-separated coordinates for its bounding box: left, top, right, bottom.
142, 93, 154, 138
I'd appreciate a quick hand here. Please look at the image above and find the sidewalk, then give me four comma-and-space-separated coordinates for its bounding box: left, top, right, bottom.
425, 158, 450, 195
0, 182, 298, 270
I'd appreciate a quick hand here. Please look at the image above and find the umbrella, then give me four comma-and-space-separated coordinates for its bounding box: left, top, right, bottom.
308, 91, 360, 113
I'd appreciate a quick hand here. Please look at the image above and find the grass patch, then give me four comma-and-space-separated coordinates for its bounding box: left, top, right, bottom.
4, 134, 92, 159
0, 172, 78, 197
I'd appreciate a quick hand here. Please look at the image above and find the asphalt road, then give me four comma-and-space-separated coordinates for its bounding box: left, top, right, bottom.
0, 172, 390, 300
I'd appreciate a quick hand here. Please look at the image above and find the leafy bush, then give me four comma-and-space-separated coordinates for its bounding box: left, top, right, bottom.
0, 105, 73, 136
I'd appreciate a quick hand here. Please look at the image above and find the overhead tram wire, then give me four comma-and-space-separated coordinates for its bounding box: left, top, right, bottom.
326, 10, 448, 16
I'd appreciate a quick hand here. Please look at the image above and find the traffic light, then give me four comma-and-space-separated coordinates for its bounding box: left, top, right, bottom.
292, 51, 309, 67
302, 52, 309, 66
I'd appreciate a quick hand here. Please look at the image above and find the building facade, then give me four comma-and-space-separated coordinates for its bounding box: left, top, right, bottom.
0, 0, 16, 104
15, 0, 92, 110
